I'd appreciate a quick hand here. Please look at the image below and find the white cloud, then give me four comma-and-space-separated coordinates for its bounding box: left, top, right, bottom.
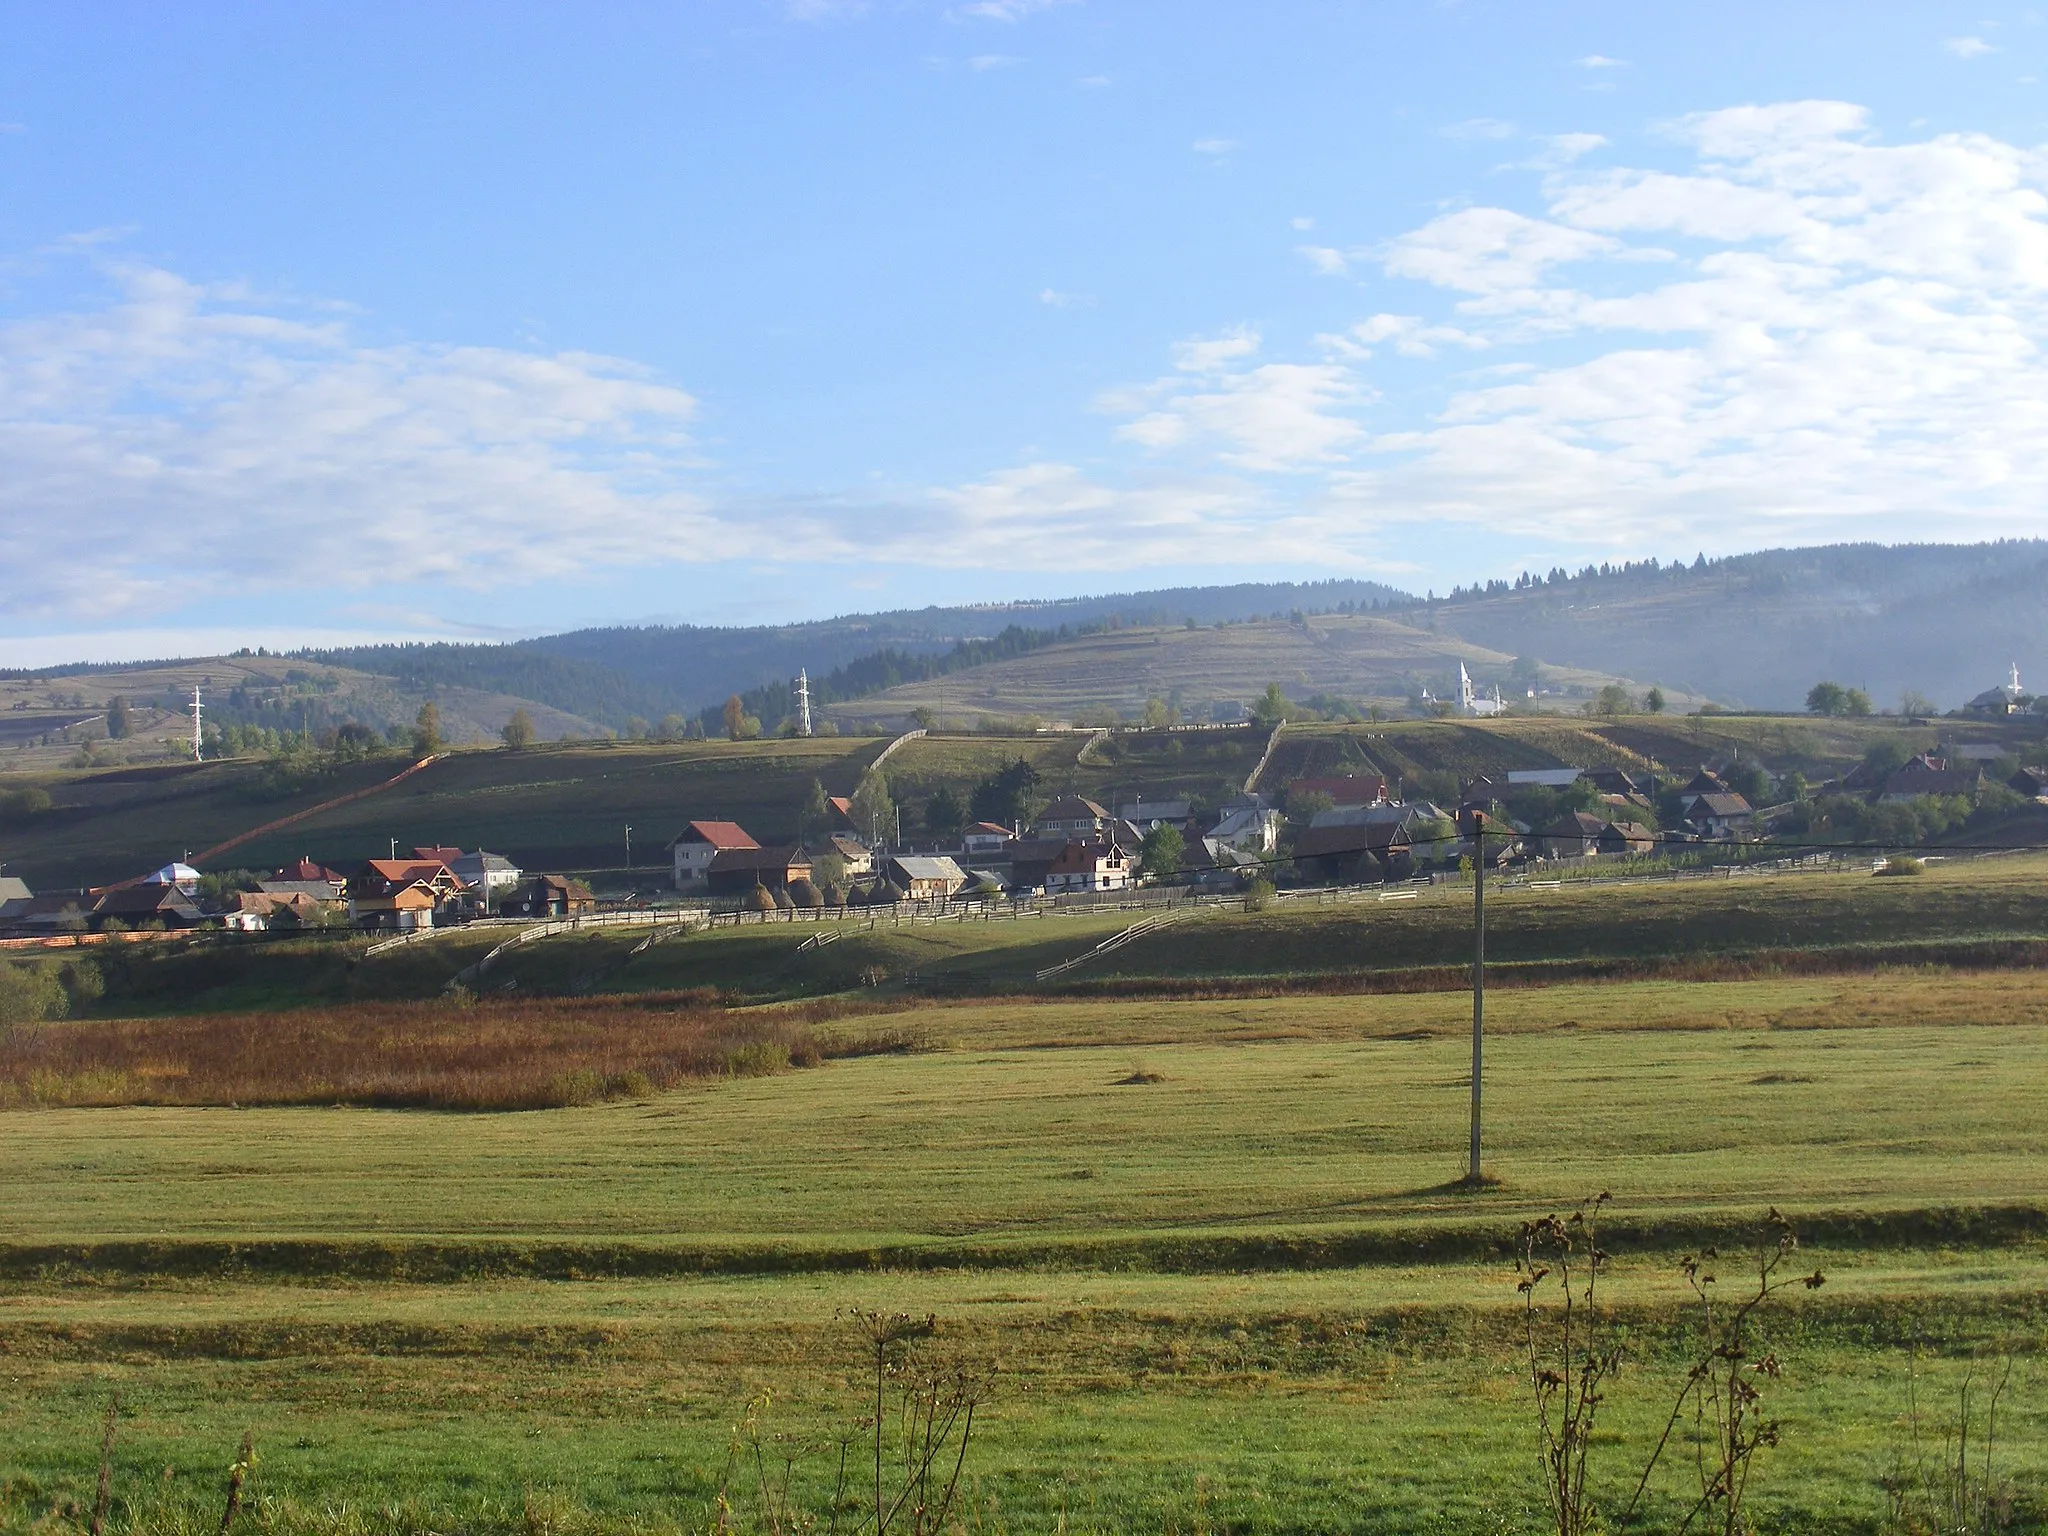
967, 53, 1020, 70
1192, 137, 1238, 156
1106, 329, 1365, 472
0, 261, 738, 626
1038, 287, 1092, 307
1381, 207, 1621, 297
1076, 74, 1111, 87
1945, 35, 1995, 57
957, 0, 1072, 19
1579, 54, 1628, 68
1297, 245, 1351, 276
1291, 216, 1316, 231
1319, 100, 2048, 548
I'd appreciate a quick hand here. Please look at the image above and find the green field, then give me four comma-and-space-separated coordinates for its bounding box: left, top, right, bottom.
5, 947, 2048, 1534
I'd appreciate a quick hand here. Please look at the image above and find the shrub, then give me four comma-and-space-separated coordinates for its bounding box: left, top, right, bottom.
1878, 856, 1925, 877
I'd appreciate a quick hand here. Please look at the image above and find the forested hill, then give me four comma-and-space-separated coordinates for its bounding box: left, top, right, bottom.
302, 543, 2048, 727
310, 578, 1409, 729
1425, 540, 2048, 711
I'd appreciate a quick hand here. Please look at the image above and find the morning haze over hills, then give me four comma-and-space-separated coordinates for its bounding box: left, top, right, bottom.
10, 540, 2043, 751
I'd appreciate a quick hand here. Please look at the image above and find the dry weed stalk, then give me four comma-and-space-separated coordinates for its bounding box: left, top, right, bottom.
1519, 1203, 1823, 1536
713, 1309, 989, 1536
219, 1431, 255, 1536
1517, 1193, 1617, 1536
1884, 1351, 2018, 1534
88, 1393, 118, 1536
1619, 1207, 1824, 1536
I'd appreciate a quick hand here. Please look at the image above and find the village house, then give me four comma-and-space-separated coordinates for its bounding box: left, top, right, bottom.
1878, 756, 1986, 804
1291, 821, 1412, 884
142, 861, 202, 894
1594, 821, 1658, 857
347, 858, 469, 930
1044, 837, 1131, 895
259, 856, 346, 902
669, 820, 760, 891
823, 833, 874, 878
217, 890, 332, 932
1003, 836, 1069, 893
1209, 794, 1282, 853
705, 845, 813, 900
0, 877, 31, 924
444, 849, 523, 910
961, 821, 1014, 859
1535, 811, 1610, 859
2010, 766, 2048, 799
93, 883, 208, 930
1118, 796, 1192, 831
503, 874, 597, 918
1034, 796, 1111, 840
1683, 793, 1755, 839
882, 854, 968, 902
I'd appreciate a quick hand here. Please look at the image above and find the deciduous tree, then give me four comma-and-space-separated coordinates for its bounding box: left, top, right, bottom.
500, 709, 535, 750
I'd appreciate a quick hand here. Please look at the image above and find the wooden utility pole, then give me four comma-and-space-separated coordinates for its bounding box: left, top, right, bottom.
1468, 810, 1487, 1184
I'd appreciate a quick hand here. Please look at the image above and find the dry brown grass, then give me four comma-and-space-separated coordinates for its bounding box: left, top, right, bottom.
0, 992, 880, 1111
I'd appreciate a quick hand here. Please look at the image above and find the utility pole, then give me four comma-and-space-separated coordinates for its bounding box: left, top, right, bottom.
1468, 809, 1488, 1185
625, 824, 633, 869
190, 685, 203, 762
795, 670, 813, 738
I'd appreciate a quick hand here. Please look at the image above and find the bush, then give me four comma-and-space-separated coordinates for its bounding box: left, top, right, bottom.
1878, 856, 1925, 877
1242, 876, 1276, 912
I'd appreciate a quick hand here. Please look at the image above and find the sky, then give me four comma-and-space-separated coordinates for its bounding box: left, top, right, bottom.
5, 1, 2048, 664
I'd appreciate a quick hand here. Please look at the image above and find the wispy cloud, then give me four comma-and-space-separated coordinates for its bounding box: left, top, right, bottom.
967, 53, 1020, 70
1192, 137, 1238, 156
1297, 246, 1351, 276
1441, 117, 1518, 140
1578, 54, 1628, 68
956, 0, 1072, 20
1944, 35, 1994, 56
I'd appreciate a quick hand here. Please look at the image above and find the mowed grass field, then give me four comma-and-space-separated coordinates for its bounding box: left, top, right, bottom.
3, 957, 2047, 1534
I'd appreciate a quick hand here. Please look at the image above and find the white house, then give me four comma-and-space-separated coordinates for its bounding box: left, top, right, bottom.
962, 821, 1014, 858
1044, 838, 1131, 894
670, 821, 760, 891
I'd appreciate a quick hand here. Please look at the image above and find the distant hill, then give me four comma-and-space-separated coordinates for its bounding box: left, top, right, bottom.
825, 611, 1680, 728
1426, 541, 2048, 712
309, 578, 1409, 729
15, 544, 2048, 739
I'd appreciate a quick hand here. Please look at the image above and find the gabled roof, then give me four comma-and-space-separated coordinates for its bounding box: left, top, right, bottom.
827, 833, 872, 856
1038, 795, 1108, 822
1596, 821, 1656, 845
965, 821, 1013, 838
675, 820, 759, 851
531, 874, 596, 900
1683, 769, 1730, 795
143, 862, 201, 886
1292, 822, 1410, 859
94, 884, 204, 919
1880, 766, 1983, 799
707, 845, 811, 873
887, 855, 966, 884
413, 845, 464, 863
1541, 811, 1611, 838
363, 858, 462, 885
1685, 793, 1754, 818
277, 857, 342, 882
1047, 839, 1126, 875
0, 876, 30, 904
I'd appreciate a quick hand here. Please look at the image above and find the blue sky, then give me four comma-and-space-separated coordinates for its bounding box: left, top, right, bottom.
5, 1, 2048, 663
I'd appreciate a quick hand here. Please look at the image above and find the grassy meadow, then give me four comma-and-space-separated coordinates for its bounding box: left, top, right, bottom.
3, 850, 2047, 1533
4, 951, 2048, 1532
